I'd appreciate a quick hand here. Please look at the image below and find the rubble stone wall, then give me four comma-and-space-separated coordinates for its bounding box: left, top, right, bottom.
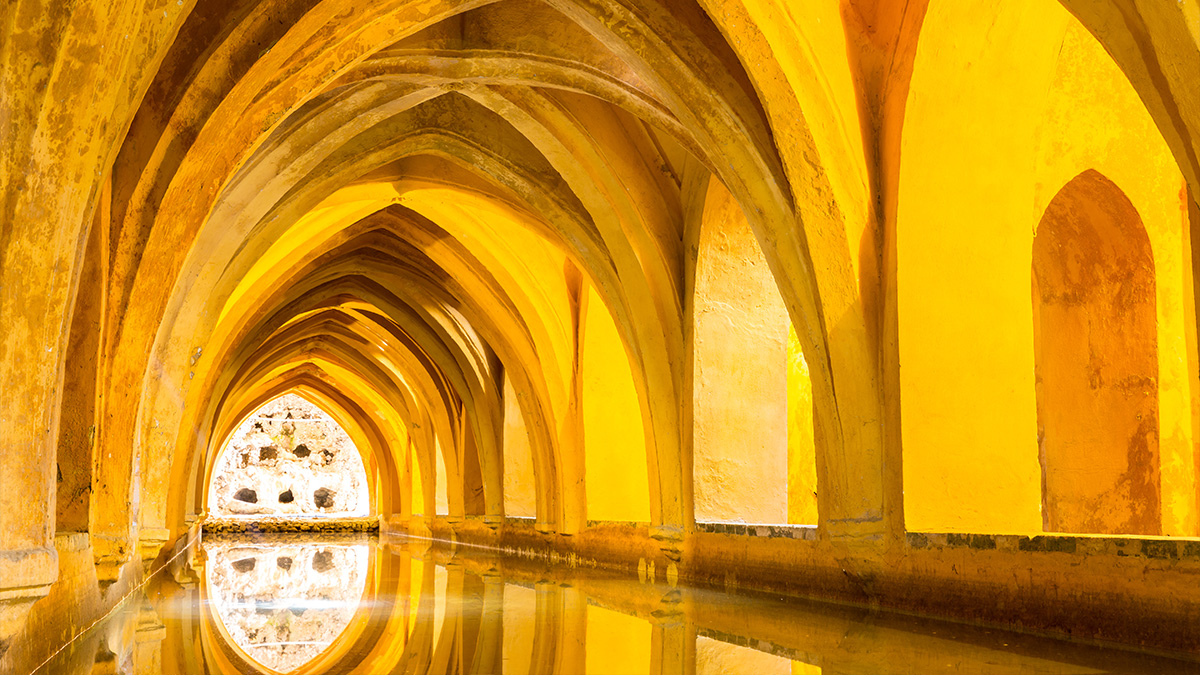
210, 394, 369, 517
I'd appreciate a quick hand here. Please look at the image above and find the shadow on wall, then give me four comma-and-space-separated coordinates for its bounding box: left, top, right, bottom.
209, 393, 369, 517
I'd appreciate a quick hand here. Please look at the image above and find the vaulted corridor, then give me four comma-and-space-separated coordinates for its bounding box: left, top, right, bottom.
2, 0, 1200, 671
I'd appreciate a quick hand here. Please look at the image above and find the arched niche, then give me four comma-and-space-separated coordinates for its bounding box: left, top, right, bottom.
207, 393, 371, 519
1033, 169, 1160, 535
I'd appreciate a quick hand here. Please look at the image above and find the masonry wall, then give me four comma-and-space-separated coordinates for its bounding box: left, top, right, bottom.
209, 395, 369, 518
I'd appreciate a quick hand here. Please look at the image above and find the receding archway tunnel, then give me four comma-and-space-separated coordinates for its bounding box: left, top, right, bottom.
7, 0, 1200, 669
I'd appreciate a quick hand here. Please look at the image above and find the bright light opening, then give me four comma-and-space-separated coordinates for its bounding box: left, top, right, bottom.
209, 393, 370, 518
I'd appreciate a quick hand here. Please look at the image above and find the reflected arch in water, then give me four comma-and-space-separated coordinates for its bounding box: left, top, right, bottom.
199, 536, 376, 674
206, 393, 372, 519
207, 541, 368, 672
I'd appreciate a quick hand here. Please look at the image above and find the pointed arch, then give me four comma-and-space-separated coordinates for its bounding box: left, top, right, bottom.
1033, 169, 1160, 535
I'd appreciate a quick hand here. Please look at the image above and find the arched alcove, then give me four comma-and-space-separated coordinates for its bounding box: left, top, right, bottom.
1033, 169, 1160, 535
208, 393, 370, 519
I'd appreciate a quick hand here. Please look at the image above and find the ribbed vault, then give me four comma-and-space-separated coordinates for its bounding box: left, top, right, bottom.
94, 0, 833, 554
5, 0, 1200, 659
22, 0, 1192, 560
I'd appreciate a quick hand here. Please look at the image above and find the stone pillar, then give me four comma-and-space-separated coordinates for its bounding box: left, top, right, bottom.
0, 0, 190, 631
0, 549, 57, 656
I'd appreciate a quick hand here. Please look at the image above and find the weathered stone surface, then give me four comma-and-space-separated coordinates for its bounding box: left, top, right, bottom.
210, 394, 368, 518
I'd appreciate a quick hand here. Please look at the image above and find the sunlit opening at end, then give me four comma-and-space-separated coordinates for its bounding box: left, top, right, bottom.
208, 393, 369, 518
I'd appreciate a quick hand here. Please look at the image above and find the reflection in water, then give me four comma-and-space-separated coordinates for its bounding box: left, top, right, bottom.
11, 532, 1199, 674
695, 636, 795, 675
205, 537, 368, 672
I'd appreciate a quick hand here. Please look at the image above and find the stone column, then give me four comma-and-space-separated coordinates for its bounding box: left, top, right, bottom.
0, 0, 191, 638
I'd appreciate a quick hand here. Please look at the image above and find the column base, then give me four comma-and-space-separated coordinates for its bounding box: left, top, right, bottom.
92, 536, 132, 589
138, 528, 171, 573
0, 546, 57, 653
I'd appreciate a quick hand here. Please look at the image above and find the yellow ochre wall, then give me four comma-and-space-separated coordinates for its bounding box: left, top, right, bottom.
581, 285, 652, 523
692, 179, 790, 524
898, 0, 1196, 534
502, 375, 537, 519
787, 326, 818, 526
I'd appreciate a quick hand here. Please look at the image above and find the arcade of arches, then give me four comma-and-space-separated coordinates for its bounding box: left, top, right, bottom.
1, 0, 1200, 666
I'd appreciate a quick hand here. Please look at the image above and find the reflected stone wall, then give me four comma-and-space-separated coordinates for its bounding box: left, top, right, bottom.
206, 538, 368, 673
209, 394, 368, 517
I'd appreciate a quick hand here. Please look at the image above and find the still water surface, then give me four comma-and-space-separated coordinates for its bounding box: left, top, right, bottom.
16, 533, 1200, 674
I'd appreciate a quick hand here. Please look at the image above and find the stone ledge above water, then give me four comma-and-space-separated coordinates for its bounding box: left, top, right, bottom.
203, 516, 379, 533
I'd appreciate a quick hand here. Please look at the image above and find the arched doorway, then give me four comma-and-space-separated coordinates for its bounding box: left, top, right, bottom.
1033, 169, 1160, 535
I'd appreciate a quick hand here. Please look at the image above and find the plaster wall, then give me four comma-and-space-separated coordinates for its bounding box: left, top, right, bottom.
692, 179, 789, 524
502, 376, 538, 518
581, 285, 651, 523
898, 0, 1195, 534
